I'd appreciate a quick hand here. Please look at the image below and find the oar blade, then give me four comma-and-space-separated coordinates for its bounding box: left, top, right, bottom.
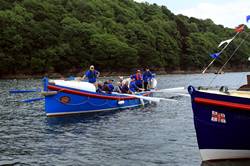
138, 95, 161, 103
159, 98, 177, 102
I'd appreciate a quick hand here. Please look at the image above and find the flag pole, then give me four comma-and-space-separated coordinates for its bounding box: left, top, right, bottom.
202, 58, 216, 74
201, 32, 240, 74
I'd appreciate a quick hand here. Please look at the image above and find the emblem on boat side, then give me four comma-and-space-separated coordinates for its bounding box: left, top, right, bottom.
60, 96, 70, 104
211, 111, 226, 123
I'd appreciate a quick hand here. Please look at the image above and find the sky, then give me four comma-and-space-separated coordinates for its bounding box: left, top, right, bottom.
134, 0, 250, 28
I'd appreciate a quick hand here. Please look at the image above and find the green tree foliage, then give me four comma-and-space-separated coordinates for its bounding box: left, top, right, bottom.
90, 33, 137, 70
0, 0, 249, 76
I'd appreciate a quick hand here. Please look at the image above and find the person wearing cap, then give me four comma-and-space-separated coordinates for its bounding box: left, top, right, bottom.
131, 70, 143, 88
143, 67, 153, 91
82, 65, 100, 84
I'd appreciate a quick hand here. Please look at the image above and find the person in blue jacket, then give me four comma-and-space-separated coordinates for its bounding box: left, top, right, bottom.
82, 65, 100, 84
131, 70, 143, 88
107, 79, 114, 92
102, 80, 114, 94
129, 77, 144, 94
143, 67, 153, 91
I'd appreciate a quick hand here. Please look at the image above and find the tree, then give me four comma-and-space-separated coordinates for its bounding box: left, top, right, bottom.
0, 0, 249, 77
90, 33, 138, 70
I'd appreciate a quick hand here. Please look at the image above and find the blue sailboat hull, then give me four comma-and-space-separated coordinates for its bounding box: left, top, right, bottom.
43, 79, 152, 117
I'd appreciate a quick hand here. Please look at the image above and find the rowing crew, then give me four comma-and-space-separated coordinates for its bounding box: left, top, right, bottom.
81, 65, 155, 94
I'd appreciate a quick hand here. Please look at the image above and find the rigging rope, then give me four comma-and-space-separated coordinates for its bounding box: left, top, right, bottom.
208, 33, 250, 87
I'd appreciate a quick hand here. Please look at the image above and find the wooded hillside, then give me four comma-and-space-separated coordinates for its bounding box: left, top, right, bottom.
0, 0, 249, 76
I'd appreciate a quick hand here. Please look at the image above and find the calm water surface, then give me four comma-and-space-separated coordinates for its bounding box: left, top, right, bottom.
0, 72, 249, 166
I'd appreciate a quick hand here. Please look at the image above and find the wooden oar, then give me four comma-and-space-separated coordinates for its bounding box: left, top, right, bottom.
112, 92, 177, 103
150, 87, 185, 93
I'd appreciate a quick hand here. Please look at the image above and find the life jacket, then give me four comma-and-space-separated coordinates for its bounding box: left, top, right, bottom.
135, 73, 142, 80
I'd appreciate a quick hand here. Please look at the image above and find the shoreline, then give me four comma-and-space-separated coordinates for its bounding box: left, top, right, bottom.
1, 69, 249, 79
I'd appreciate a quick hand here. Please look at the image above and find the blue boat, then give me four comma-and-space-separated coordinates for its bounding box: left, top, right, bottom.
188, 84, 250, 161
42, 78, 154, 117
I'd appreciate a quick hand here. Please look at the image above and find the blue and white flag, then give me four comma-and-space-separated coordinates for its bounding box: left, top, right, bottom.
218, 38, 233, 47
247, 15, 250, 23
210, 52, 221, 59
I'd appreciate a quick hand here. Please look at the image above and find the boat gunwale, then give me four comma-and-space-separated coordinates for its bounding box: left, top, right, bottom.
199, 89, 250, 98
47, 84, 152, 100
189, 86, 250, 111
194, 97, 250, 111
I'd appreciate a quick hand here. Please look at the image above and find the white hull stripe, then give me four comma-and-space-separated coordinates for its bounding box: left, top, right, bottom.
46, 104, 142, 117
200, 149, 250, 161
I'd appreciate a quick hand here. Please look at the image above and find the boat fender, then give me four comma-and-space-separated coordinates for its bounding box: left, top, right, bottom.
219, 86, 229, 93
118, 100, 125, 105
151, 78, 157, 89
41, 91, 58, 96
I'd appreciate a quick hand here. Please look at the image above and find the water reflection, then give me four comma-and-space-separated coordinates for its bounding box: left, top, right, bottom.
45, 109, 126, 126
201, 159, 250, 166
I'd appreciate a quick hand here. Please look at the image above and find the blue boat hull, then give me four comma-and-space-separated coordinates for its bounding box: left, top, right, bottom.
43, 79, 152, 117
188, 86, 250, 161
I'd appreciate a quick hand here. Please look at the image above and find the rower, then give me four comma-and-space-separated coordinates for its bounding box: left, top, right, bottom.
131, 70, 143, 88
107, 79, 114, 92
81, 65, 100, 85
96, 82, 104, 93
118, 76, 124, 83
121, 81, 129, 93
129, 77, 144, 94
113, 81, 122, 93
102, 80, 114, 94
143, 67, 153, 91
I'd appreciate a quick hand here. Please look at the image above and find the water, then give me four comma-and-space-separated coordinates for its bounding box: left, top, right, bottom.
0, 72, 249, 166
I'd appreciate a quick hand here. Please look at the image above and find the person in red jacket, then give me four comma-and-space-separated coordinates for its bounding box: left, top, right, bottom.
131, 70, 143, 88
